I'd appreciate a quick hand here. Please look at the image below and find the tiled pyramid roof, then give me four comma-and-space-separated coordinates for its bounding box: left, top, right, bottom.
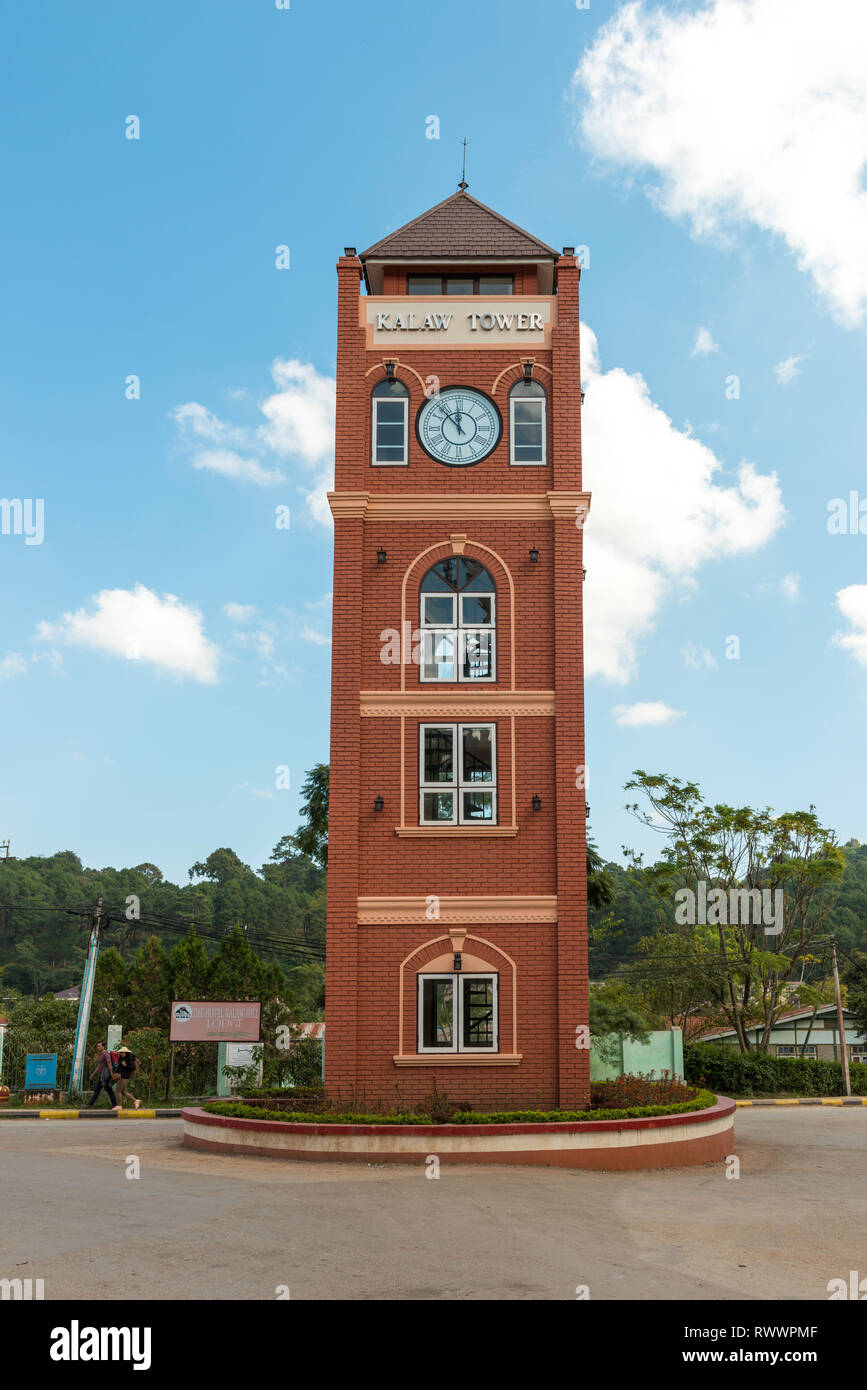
360, 190, 559, 261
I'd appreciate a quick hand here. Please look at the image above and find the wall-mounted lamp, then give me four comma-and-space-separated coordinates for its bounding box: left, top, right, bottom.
581, 389, 586, 405
529, 546, 539, 564
582, 567, 587, 581
344, 246, 357, 257
585, 804, 591, 819
532, 795, 542, 812
523, 359, 534, 381
374, 796, 384, 813
453, 951, 462, 972
563, 246, 575, 256
384, 360, 396, 380
377, 548, 387, 565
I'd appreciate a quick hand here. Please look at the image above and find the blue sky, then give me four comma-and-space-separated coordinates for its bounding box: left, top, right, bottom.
1, 0, 866, 883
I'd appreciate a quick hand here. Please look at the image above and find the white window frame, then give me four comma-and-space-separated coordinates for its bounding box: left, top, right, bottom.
509, 389, 547, 466
418, 722, 497, 825
419, 592, 496, 684
371, 391, 409, 466
416, 971, 499, 1053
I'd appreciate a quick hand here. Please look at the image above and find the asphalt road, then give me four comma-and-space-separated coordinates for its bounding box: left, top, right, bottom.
1, 1109, 865, 1300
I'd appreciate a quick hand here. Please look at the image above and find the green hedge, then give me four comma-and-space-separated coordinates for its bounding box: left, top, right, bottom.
685, 1041, 867, 1097
202, 1090, 716, 1127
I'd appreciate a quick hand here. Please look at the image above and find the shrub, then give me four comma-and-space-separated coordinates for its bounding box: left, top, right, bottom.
202, 1090, 716, 1127
591, 1071, 697, 1109
684, 1041, 867, 1097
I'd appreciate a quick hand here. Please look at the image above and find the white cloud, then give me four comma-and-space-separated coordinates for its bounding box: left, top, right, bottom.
582, 323, 785, 682
612, 701, 684, 727
574, 0, 867, 327
234, 629, 276, 660
172, 358, 335, 516
301, 626, 331, 647
833, 585, 867, 666
780, 573, 801, 602
692, 326, 719, 356
0, 651, 26, 680
306, 591, 333, 611
36, 584, 220, 684
223, 603, 257, 623
171, 402, 251, 450
774, 355, 804, 385
191, 448, 284, 487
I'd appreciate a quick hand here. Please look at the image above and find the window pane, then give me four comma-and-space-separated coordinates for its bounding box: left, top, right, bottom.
479, 277, 513, 295
513, 399, 544, 463
446, 279, 474, 295
460, 558, 494, 592
462, 978, 494, 1048
422, 978, 454, 1047
408, 277, 442, 295
421, 595, 454, 626
421, 631, 455, 682
461, 595, 492, 626
421, 558, 459, 592
375, 400, 406, 463
424, 727, 454, 783
461, 726, 493, 782
422, 791, 454, 822
461, 629, 494, 680
462, 790, 493, 821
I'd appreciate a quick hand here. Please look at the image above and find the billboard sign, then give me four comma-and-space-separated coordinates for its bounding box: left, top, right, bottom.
169, 1001, 261, 1042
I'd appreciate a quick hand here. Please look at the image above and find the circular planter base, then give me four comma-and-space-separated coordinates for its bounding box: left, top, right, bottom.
182, 1096, 735, 1171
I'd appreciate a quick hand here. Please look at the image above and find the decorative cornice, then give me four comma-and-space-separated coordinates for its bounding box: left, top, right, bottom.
360, 690, 555, 718
394, 825, 519, 839
358, 895, 557, 925
546, 490, 592, 520
392, 1053, 523, 1067
327, 491, 370, 519
326, 491, 591, 521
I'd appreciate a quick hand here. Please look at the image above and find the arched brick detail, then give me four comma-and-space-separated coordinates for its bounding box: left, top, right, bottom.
397, 933, 518, 1058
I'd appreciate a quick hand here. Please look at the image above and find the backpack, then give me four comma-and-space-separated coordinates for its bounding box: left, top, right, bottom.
108, 1051, 120, 1071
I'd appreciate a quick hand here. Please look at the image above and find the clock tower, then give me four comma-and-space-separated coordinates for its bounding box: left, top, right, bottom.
326, 187, 591, 1109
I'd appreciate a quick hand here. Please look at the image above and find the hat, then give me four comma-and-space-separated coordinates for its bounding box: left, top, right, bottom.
117, 1046, 132, 1053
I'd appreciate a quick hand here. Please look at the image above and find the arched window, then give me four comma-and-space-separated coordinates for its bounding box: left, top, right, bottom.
509, 378, 547, 466
371, 378, 409, 465
419, 557, 495, 682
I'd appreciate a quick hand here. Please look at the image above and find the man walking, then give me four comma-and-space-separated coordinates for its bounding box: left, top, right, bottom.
87, 1041, 120, 1110
115, 1045, 141, 1110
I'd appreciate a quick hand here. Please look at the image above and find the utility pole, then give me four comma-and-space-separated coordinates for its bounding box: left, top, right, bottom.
830, 936, 851, 1097
68, 896, 104, 1098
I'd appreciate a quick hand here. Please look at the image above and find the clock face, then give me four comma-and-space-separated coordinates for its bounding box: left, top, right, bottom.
416, 387, 502, 466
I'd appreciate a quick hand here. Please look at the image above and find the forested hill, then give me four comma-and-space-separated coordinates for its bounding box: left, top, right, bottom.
588, 839, 867, 975
0, 844, 325, 999
3, 837, 866, 1003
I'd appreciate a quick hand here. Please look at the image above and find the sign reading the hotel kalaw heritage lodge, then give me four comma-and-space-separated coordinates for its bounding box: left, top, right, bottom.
363, 297, 556, 348
169, 1000, 262, 1042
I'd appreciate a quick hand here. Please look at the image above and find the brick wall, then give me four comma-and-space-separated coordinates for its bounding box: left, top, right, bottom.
325, 250, 589, 1109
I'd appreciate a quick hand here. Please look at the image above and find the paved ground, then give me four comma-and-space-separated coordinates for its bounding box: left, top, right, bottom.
1, 1109, 865, 1300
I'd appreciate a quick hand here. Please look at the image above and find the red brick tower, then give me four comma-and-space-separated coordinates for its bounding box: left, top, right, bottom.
325, 188, 591, 1109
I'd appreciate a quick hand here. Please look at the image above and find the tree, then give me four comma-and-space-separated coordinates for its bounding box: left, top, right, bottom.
624, 770, 846, 1051
170, 930, 211, 999
126, 936, 173, 1031
272, 763, 329, 869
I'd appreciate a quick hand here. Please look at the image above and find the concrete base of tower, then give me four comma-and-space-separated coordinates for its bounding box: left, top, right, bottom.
182, 1095, 734, 1171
